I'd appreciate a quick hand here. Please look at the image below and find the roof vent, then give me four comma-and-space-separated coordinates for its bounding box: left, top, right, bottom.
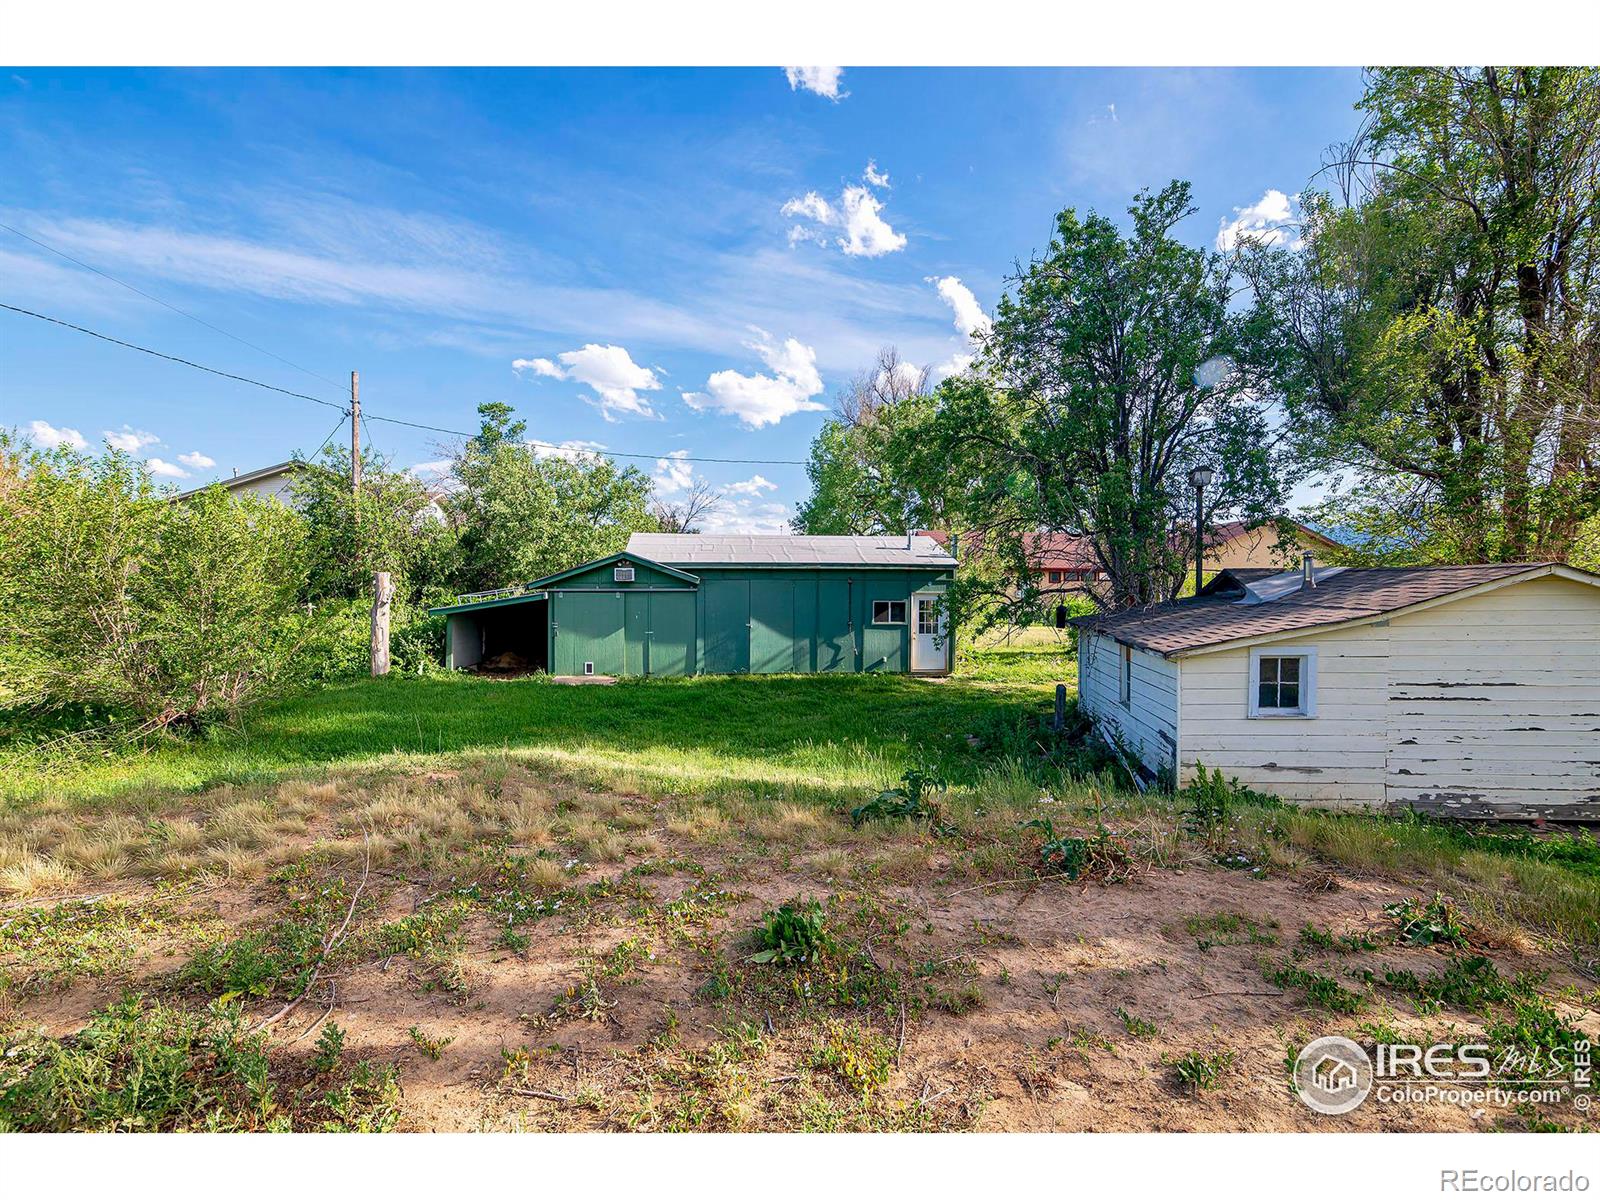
614, 565, 635, 583
1301, 552, 1316, 589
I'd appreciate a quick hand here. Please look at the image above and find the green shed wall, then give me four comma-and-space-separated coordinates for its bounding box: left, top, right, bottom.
447, 558, 951, 678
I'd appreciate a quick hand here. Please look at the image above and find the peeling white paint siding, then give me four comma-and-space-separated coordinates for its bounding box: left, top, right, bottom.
1078, 631, 1178, 777
1173, 574, 1600, 814
1177, 623, 1389, 806
1380, 574, 1600, 817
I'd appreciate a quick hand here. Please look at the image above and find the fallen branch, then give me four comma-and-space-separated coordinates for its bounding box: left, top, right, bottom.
252, 833, 371, 1035
947, 872, 1070, 898
1191, 989, 1286, 1000
508, 1087, 575, 1103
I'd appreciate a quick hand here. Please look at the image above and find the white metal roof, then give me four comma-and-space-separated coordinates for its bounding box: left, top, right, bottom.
626, 533, 957, 568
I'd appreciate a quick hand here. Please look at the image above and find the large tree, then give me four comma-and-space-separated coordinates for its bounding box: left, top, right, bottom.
793, 348, 944, 535
446, 403, 658, 591
1244, 67, 1600, 563
925, 181, 1293, 612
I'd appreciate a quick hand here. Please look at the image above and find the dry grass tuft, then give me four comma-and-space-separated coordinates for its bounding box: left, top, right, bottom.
0, 854, 77, 896
666, 805, 730, 844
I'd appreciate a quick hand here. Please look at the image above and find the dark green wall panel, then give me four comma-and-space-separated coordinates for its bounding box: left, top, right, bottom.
647, 592, 696, 676
703, 579, 750, 674
749, 579, 798, 674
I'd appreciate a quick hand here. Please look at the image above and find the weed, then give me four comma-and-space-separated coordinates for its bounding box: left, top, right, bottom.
310, 1021, 346, 1074
1168, 1048, 1235, 1096
850, 767, 952, 833
1185, 912, 1278, 952
809, 1019, 894, 1099
0, 994, 399, 1132
1180, 766, 1237, 843
1382, 955, 1526, 1012
1021, 818, 1134, 883
1384, 893, 1467, 947
1115, 1007, 1159, 1038
1265, 961, 1366, 1014
407, 1026, 453, 1061
1297, 923, 1380, 954
748, 899, 833, 966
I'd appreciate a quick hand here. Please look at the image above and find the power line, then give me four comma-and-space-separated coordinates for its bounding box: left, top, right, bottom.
1, 300, 810, 468
362, 411, 806, 466
1, 301, 347, 411
0, 221, 348, 391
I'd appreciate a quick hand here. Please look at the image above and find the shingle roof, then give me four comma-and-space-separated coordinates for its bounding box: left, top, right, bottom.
626, 533, 956, 568
1071, 563, 1558, 657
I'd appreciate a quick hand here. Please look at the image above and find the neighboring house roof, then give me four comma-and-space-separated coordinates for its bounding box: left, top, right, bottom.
627, 533, 957, 569
174, 460, 301, 500
1071, 562, 1596, 658
921, 520, 1338, 572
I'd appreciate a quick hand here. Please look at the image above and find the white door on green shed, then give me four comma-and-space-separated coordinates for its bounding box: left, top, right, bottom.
911, 593, 945, 671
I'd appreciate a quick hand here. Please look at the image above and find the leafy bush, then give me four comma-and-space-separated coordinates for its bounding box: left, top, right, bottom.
748, 899, 833, 966
0, 443, 310, 733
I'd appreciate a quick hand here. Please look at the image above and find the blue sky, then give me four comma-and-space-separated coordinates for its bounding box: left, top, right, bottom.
1, 67, 1364, 530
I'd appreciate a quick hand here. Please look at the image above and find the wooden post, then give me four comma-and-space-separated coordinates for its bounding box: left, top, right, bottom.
1053, 683, 1067, 732
370, 570, 393, 676
350, 370, 362, 496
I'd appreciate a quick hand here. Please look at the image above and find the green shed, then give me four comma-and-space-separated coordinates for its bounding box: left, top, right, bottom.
430, 534, 957, 677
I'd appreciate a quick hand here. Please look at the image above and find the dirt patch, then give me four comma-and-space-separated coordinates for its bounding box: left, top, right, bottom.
2, 767, 1595, 1132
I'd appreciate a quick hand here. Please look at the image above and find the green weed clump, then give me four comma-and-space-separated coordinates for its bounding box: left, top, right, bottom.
1385, 893, 1467, 947
1168, 1048, 1235, 1096
0, 995, 399, 1132
748, 899, 834, 966
850, 768, 951, 833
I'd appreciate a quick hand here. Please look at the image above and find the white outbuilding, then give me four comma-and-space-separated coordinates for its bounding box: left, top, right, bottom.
1073, 560, 1600, 818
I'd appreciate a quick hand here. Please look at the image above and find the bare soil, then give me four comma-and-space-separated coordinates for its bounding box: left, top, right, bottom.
2, 768, 1595, 1133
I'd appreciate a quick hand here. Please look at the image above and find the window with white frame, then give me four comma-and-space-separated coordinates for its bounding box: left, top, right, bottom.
872, 599, 907, 625
1248, 647, 1318, 718
1118, 644, 1132, 707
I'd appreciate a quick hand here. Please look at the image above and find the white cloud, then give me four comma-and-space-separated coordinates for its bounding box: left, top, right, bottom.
684, 330, 827, 429
783, 67, 846, 100
408, 459, 454, 477
514, 344, 662, 420
103, 426, 159, 453
782, 166, 907, 259
700, 498, 792, 535
27, 419, 87, 450
512, 357, 563, 378
1216, 189, 1300, 252
177, 451, 215, 470
725, 474, 778, 497
928, 276, 992, 340
531, 439, 608, 464
652, 449, 695, 494
928, 352, 976, 386
145, 457, 189, 479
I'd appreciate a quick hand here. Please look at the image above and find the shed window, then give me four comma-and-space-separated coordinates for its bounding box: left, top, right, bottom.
872, 600, 907, 625
1048, 570, 1062, 584
1118, 645, 1132, 707
1248, 647, 1318, 718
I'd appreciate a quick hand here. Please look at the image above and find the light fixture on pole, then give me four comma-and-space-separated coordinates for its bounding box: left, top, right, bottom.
1187, 464, 1214, 597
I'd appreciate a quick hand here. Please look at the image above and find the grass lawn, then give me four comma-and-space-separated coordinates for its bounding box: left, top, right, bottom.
0, 659, 1065, 808
2, 634, 1597, 1132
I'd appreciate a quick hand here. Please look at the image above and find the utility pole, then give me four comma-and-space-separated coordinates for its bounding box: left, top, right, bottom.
350, 369, 362, 496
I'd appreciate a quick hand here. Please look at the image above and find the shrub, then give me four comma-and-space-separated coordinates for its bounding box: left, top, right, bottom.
0, 442, 310, 733
850, 767, 950, 830
1022, 817, 1134, 883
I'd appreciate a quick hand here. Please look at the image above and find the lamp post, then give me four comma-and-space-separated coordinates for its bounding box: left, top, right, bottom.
1187, 464, 1214, 597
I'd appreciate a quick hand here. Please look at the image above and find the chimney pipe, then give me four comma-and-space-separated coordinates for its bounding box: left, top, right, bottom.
1302, 552, 1316, 588
907, 530, 915, 551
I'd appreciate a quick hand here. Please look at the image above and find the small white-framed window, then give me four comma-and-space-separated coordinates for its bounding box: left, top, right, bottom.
872, 600, 907, 625
916, 599, 937, 635
1118, 644, 1132, 708
1248, 646, 1318, 718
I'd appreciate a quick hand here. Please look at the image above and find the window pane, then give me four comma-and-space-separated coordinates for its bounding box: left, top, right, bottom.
1260, 658, 1279, 683
891, 602, 906, 623
1257, 682, 1274, 709
873, 602, 889, 622
1279, 682, 1300, 710
1280, 657, 1300, 683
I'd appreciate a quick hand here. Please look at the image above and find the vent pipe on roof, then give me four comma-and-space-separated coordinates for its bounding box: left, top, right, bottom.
906, 530, 915, 551
1302, 552, 1316, 589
